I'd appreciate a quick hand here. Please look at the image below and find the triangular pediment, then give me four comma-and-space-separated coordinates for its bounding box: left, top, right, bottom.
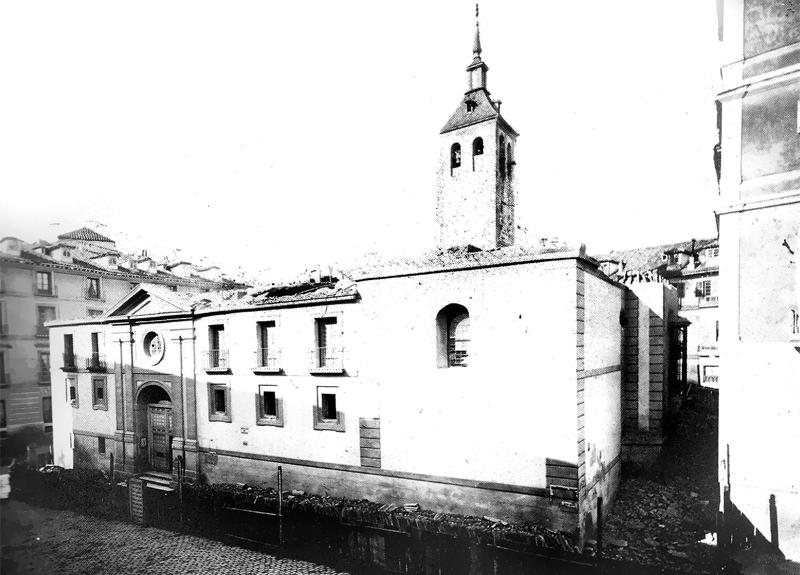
103, 284, 191, 319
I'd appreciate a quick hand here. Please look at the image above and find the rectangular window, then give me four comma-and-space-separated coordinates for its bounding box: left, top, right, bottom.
256, 385, 283, 426
0, 352, 6, 385
36, 305, 56, 336
0, 399, 6, 428
36, 271, 52, 294
716, 320, 719, 342
256, 321, 278, 370
313, 386, 344, 432
87, 309, 103, 318
92, 377, 107, 409
38, 351, 50, 384
68, 377, 78, 407
87, 277, 101, 299
676, 282, 685, 299
42, 396, 52, 424
88, 332, 104, 370
98, 437, 106, 454
208, 383, 231, 422
312, 317, 343, 372
207, 325, 227, 370
168, 285, 178, 292
63, 333, 75, 370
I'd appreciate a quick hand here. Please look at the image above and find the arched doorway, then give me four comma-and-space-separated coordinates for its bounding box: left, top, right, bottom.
135, 384, 173, 473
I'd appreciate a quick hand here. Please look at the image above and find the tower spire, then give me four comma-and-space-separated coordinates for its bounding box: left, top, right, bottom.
473, 3, 482, 59
466, 3, 488, 92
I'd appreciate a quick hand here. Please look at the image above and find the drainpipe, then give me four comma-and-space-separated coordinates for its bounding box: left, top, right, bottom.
179, 335, 186, 464
128, 316, 135, 471
118, 338, 125, 471
190, 306, 198, 466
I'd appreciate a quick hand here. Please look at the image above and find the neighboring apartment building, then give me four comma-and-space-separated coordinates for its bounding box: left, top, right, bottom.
0, 228, 238, 460
47, 12, 686, 547
598, 238, 720, 389
717, 0, 800, 561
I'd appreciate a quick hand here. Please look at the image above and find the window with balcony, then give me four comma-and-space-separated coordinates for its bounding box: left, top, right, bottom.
311, 317, 343, 373
92, 377, 107, 410
86, 277, 101, 299
38, 351, 50, 384
62, 333, 77, 372
36, 305, 56, 337
87, 332, 106, 371
313, 386, 344, 432
67, 377, 78, 408
254, 320, 279, 372
208, 383, 231, 422
206, 325, 228, 372
256, 384, 283, 427
436, 304, 470, 368
35, 271, 53, 295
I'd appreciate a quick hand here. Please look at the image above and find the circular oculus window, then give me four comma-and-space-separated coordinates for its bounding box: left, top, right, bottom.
142, 331, 165, 365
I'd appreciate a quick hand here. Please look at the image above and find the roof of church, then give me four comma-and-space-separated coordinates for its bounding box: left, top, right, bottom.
440, 88, 516, 135
57, 227, 114, 243
351, 240, 588, 281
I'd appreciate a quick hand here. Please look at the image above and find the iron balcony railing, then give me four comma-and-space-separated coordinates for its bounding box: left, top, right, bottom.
702, 375, 719, 384
62, 353, 78, 372
309, 346, 344, 373
253, 349, 281, 372
35, 285, 57, 297
205, 349, 229, 371
38, 370, 50, 384
84, 285, 103, 300
86, 353, 107, 372
699, 296, 718, 307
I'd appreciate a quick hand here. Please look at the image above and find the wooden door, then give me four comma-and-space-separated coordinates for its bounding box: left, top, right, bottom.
148, 405, 172, 472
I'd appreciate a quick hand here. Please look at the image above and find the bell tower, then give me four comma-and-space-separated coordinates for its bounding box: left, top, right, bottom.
435, 5, 518, 250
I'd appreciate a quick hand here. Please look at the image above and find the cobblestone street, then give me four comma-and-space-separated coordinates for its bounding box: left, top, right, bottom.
0, 500, 350, 575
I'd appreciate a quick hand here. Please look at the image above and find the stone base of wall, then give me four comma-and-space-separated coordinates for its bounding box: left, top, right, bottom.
199, 450, 579, 535
621, 430, 664, 463
579, 455, 622, 544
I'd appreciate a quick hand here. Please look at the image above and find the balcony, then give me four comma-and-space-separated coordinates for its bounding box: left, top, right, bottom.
699, 296, 718, 308
205, 349, 230, 373
36, 325, 50, 337
86, 353, 107, 372
309, 347, 345, 374
38, 370, 50, 384
35, 285, 57, 297
62, 353, 78, 372
253, 349, 281, 374
702, 375, 719, 385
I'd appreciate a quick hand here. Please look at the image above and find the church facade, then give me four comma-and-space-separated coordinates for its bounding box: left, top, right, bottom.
47, 14, 681, 544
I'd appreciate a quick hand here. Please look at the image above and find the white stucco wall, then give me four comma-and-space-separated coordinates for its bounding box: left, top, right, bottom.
356, 259, 579, 488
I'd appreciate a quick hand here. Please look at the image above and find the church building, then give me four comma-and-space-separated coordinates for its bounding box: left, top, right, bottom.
47, 11, 682, 545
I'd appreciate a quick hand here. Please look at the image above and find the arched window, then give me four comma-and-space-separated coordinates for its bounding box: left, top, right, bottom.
471, 136, 484, 169
436, 304, 470, 368
499, 135, 506, 178
450, 143, 462, 172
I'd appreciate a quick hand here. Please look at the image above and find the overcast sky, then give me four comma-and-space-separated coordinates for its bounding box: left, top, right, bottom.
0, 1, 721, 280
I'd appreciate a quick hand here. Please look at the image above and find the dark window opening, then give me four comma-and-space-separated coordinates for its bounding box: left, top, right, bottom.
42, 397, 52, 424
450, 143, 462, 172
36, 271, 52, 294
98, 437, 106, 454
263, 391, 277, 417
87, 277, 101, 299
507, 143, 514, 178
69, 383, 77, 403
499, 135, 506, 178
321, 393, 337, 420
214, 388, 226, 413
95, 384, 104, 401
436, 304, 470, 368
472, 137, 484, 170
465, 99, 477, 113
1, 400, 6, 428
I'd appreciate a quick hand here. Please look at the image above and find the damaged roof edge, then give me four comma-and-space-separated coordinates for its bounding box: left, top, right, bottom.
44, 292, 360, 328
